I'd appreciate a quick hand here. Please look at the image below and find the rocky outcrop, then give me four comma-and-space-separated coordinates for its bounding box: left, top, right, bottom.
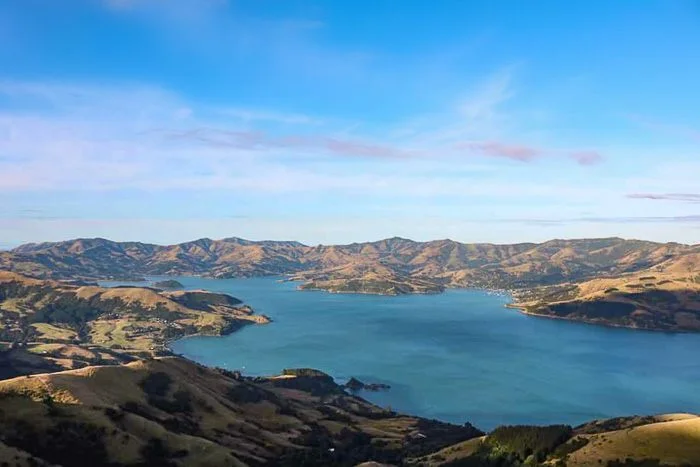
343, 377, 391, 392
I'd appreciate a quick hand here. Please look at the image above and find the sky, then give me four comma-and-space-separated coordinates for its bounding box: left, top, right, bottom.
1, 0, 699, 247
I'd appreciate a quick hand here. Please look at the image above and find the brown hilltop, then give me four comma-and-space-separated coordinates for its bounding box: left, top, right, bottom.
0, 357, 483, 466
0, 356, 698, 466
0, 271, 270, 377
511, 246, 700, 332
2, 236, 696, 288
2, 236, 699, 331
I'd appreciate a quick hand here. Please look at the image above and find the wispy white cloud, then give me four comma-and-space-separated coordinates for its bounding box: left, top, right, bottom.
455, 141, 539, 162
458, 68, 515, 123
628, 193, 700, 203
0, 77, 608, 198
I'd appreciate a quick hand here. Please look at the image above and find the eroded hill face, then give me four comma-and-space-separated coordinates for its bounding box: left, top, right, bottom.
1, 237, 697, 295
0, 272, 269, 377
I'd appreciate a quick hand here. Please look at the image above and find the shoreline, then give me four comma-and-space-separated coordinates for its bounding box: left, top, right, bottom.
100, 274, 694, 335
506, 302, 691, 334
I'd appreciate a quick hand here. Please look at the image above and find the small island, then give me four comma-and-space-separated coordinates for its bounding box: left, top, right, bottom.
153, 279, 184, 289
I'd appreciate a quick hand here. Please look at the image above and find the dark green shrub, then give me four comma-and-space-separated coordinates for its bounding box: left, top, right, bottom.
139, 372, 172, 397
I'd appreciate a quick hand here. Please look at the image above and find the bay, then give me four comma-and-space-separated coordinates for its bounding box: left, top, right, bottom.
102, 276, 700, 430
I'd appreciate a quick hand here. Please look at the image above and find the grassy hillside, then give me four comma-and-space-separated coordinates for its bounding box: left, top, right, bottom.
0, 357, 482, 466
0, 267, 698, 465
512, 254, 700, 332
3, 237, 698, 331
0, 272, 270, 377
0, 357, 696, 466
409, 414, 700, 466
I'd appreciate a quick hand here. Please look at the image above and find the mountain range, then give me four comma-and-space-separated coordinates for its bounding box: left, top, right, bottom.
2, 236, 700, 331
2, 236, 696, 286
2, 237, 700, 465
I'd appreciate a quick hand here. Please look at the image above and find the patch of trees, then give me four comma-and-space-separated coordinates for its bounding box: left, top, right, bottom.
215, 367, 243, 380
153, 280, 184, 289
552, 436, 589, 457
226, 382, 278, 404
549, 301, 636, 320
2, 418, 109, 467
160, 415, 200, 435
140, 437, 189, 466
138, 372, 194, 414
607, 459, 664, 467
625, 290, 679, 305
168, 291, 241, 311
148, 390, 193, 414
273, 369, 342, 397
140, 371, 173, 397
274, 423, 404, 466
484, 424, 572, 463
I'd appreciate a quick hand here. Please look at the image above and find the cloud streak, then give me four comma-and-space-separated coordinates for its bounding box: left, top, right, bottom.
161, 128, 416, 158
456, 141, 539, 162
628, 193, 700, 203
0, 76, 610, 200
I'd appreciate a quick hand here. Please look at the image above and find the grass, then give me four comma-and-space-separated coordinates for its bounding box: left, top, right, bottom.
408, 436, 486, 465
566, 417, 700, 467
31, 323, 78, 342
89, 319, 159, 350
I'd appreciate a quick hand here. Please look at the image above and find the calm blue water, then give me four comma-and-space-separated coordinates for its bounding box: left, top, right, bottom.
101, 276, 700, 430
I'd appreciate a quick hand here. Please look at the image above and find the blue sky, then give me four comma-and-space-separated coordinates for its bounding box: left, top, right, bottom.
1, 0, 699, 246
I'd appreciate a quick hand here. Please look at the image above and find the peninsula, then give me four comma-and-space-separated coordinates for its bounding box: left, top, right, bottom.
2, 236, 699, 332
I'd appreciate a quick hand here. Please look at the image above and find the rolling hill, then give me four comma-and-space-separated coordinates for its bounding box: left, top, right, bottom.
0, 357, 697, 466
1, 236, 696, 293
3, 236, 698, 332
511, 251, 700, 332
0, 271, 270, 378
